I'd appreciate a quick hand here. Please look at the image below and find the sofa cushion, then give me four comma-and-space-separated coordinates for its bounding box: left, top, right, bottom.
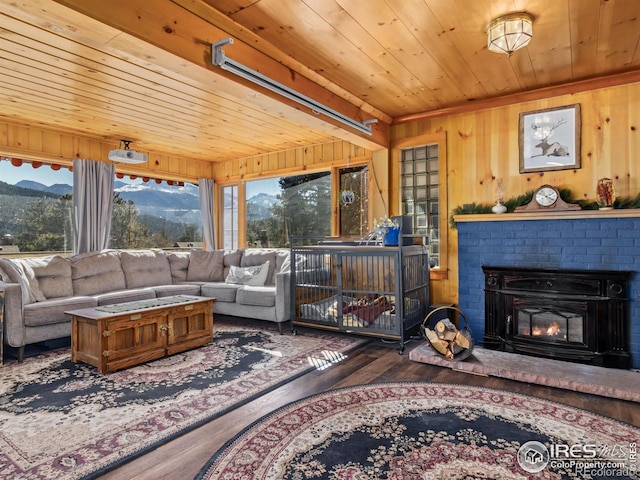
93, 288, 157, 306
23, 296, 97, 327
22, 256, 73, 299
236, 286, 276, 307
225, 261, 270, 286
200, 282, 242, 303
240, 250, 278, 285
70, 250, 126, 296
187, 250, 225, 282
167, 252, 191, 283
120, 250, 172, 288
153, 284, 202, 297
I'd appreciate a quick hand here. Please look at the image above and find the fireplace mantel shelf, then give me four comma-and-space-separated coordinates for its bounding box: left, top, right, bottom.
454, 208, 640, 223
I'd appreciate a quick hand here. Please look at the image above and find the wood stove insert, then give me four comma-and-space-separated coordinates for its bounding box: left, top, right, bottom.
483, 266, 632, 369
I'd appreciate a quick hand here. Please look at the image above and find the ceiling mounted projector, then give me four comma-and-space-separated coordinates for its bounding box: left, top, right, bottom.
108, 140, 148, 164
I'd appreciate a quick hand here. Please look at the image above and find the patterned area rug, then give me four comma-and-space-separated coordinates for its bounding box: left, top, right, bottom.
0, 319, 367, 480
197, 382, 640, 480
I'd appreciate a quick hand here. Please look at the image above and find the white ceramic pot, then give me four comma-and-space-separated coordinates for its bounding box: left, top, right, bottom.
492, 202, 507, 214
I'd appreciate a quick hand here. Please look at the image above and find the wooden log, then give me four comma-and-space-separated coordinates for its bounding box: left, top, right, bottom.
425, 316, 473, 360
453, 330, 471, 350
424, 328, 454, 359
435, 318, 458, 341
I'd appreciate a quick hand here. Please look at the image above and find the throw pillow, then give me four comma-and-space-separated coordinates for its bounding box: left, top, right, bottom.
0, 258, 45, 303
240, 250, 277, 285
223, 249, 243, 279
0, 265, 10, 283
225, 261, 270, 286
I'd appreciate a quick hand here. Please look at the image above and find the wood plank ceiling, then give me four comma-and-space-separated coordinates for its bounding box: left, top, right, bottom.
1, 0, 639, 164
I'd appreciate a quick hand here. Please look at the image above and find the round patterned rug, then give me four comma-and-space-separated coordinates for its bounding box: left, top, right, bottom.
196, 382, 640, 480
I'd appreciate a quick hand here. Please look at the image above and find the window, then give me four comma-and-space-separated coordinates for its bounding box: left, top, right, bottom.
245, 173, 331, 248
401, 144, 440, 267
221, 184, 238, 249
0, 160, 74, 254
0, 159, 203, 253
338, 166, 369, 236
110, 177, 202, 249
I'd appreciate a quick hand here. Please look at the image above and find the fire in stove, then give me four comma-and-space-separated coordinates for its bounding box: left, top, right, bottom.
532, 322, 562, 337
519, 315, 568, 341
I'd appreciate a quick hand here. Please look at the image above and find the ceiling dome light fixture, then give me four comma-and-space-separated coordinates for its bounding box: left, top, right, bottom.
487, 12, 534, 56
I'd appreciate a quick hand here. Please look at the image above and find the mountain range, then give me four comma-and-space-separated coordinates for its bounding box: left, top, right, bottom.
3, 180, 281, 220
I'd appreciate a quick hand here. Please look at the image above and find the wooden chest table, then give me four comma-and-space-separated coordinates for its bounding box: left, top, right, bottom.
67, 295, 215, 373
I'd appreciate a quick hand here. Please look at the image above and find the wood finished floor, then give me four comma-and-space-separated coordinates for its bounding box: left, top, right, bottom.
97, 324, 640, 480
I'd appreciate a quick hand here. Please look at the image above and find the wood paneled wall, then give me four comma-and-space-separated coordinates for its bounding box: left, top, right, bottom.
212, 141, 371, 182
0, 122, 214, 182
391, 81, 640, 306
4, 82, 638, 309
0, 123, 371, 184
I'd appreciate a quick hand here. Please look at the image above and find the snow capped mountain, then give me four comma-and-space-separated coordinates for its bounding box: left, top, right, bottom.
10, 180, 280, 219
247, 192, 281, 220
114, 181, 200, 209
14, 180, 200, 209
249, 192, 280, 207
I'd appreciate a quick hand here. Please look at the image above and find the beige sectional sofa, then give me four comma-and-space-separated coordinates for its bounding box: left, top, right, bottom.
0, 248, 291, 361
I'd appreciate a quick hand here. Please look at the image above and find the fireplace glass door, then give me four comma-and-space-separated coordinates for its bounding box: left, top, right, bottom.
507, 297, 591, 351
515, 306, 584, 344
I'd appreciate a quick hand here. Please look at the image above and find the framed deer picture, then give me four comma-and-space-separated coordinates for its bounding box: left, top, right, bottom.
519, 104, 581, 173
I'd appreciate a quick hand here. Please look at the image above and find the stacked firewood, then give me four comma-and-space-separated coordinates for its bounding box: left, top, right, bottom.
424, 318, 472, 359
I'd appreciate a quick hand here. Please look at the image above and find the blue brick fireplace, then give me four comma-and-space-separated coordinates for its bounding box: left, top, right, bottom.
456, 214, 640, 369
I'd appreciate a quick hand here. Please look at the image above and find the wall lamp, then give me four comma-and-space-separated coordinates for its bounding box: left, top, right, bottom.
212, 38, 377, 136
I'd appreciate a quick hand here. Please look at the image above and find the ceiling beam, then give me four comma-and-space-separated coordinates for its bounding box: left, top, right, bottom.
171, 0, 392, 126
52, 0, 389, 151
393, 70, 640, 125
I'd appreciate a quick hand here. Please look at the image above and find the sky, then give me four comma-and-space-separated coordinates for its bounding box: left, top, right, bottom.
0, 159, 284, 194
0, 160, 73, 186
0, 160, 145, 186
245, 177, 282, 197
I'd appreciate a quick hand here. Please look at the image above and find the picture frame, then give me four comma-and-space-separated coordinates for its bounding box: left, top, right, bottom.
519, 104, 581, 173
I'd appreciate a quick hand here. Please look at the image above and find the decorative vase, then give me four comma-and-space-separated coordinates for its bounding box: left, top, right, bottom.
492, 202, 507, 214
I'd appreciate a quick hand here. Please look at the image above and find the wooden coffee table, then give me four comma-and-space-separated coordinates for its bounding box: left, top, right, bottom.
67, 295, 215, 373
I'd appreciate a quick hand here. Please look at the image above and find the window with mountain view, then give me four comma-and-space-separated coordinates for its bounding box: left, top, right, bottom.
0, 161, 74, 253
0, 160, 202, 254
109, 177, 202, 249
246, 172, 331, 248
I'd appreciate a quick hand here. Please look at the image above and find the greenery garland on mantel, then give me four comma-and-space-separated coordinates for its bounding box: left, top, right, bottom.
449, 190, 640, 229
